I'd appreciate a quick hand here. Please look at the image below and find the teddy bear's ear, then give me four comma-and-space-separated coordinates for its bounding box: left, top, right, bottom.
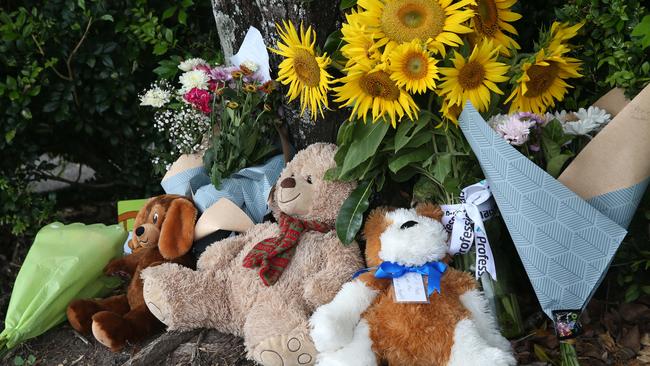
158, 197, 197, 259
415, 202, 444, 222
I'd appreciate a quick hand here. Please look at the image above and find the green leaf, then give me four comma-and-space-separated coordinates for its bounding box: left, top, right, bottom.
625, 284, 640, 302
631, 15, 650, 49
336, 180, 373, 245
5, 129, 16, 144
13, 356, 25, 366
100, 14, 114, 22
323, 30, 343, 55
153, 43, 168, 55
394, 111, 431, 152
546, 153, 573, 178
339, 0, 357, 10
388, 149, 431, 174
27, 355, 36, 365
77, 0, 86, 10
178, 10, 188, 25
339, 121, 389, 177
162, 6, 177, 20
432, 153, 452, 182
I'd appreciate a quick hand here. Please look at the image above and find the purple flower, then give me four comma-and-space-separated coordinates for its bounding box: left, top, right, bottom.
209, 66, 236, 82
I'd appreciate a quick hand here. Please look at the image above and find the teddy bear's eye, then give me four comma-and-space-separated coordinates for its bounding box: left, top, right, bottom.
306, 175, 312, 184
153, 212, 159, 225
400, 220, 418, 229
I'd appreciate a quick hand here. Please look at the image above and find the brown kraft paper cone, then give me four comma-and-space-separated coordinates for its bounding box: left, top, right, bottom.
559, 84, 650, 200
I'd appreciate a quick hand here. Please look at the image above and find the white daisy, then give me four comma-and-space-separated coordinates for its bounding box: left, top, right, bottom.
563, 106, 611, 136
179, 70, 210, 93
240, 60, 259, 73
140, 86, 171, 108
178, 58, 207, 72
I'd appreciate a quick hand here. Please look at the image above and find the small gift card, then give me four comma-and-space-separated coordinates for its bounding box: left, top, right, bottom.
393, 272, 429, 303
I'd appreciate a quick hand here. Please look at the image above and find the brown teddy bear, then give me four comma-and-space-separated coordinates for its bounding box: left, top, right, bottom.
141, 143, 364, 366
66, 195, 196, 351
310, 204, 516, 366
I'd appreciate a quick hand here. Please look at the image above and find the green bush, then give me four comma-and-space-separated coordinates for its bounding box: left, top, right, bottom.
556, 0, 650, 105
0, 0, 219, 237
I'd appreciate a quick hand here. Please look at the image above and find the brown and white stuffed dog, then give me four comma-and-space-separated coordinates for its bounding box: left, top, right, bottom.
310, 204, 516, 366
66, 195, 196, 351
141, 143, 364, 366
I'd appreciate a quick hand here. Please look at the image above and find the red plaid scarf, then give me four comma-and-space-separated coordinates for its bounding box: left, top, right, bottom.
242, 213, 332, 286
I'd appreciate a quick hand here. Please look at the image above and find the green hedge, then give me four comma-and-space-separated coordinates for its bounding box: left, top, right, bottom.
0, 0, 219, 237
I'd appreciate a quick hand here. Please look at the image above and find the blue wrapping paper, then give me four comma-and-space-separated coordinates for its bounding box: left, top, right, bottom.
458, 102, 630, 318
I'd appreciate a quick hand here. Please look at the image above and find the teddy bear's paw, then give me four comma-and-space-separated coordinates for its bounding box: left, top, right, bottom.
478, 347, 517, 366
315, 319, 375, 366
310, 305, 354, 353
143, 276, 172, 325
253, 332, 316, 366
91, 311, 129, 352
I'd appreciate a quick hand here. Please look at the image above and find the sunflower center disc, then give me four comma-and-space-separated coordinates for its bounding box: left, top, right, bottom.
360, 71, 400, 100
459, 61, 486, 89
293, 48, 321, 87
382, 0, 445, 43
405, 53, 427, 78
524, 62, 560, 97
473, 0, 499, 36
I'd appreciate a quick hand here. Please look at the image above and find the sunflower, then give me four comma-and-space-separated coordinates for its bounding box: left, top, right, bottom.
357, 0, 475, 55
548, 21, 583, 51
469, 0, 521, 55
505, 48, 582, 114
271, 21, 333, 119
439, 97, 463, 125
341, 11, 382, 68
438, 40, 509, 112
388, 40, 439, 93
334, 63, 419, 127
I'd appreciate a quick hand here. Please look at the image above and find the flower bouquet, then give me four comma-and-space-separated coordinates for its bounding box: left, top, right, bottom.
140, 56, 282, 188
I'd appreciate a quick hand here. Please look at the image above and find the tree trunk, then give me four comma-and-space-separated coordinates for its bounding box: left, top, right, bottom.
211, 0, 347, 149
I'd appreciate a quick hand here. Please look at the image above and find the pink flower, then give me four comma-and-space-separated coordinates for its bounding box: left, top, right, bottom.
496, 115, 535, 146
184, 88, 212, 114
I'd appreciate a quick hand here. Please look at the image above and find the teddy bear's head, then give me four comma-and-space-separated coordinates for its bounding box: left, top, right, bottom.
363, 203, 448, 267
131, 194, 197, 259
270, 143, 356, 226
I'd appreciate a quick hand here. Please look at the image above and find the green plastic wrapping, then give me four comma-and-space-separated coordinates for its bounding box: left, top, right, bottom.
0, 222, 126, 352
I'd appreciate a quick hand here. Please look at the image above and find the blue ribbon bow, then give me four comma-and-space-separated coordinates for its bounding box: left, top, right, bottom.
354, 261, 448, 296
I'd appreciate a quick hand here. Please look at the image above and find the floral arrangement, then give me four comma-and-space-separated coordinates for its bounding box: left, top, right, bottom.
140, 57, 280, 186
267, 0, 589, 240
487, 106, 611, 177
267, 1, 623, 361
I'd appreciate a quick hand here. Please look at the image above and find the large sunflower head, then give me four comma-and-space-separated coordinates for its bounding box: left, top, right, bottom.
271, 21, 333, 119
469, 0, 521, 56
438, 40, 509, 112
357, 0, 475, 55
334, 63, 419, 127
341, 12, 382, 68
387, 40, 440, 94
505, 49, 582, 114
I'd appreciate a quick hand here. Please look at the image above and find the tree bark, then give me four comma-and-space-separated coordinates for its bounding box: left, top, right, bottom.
211, 0, 347, 149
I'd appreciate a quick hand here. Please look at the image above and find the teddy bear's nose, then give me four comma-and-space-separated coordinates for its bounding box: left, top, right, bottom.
135, 226, 145, 237
400, 221, 418, 229
280, 177, 296, 188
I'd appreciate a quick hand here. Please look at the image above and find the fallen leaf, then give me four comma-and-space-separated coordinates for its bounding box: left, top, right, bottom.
619, 303, 649, 323
599, 332, 618, 353
620, 325, 641, 353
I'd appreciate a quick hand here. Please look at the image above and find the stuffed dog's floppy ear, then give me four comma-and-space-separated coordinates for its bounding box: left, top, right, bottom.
158, 198, 197, 259
415, 202, 444, 222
